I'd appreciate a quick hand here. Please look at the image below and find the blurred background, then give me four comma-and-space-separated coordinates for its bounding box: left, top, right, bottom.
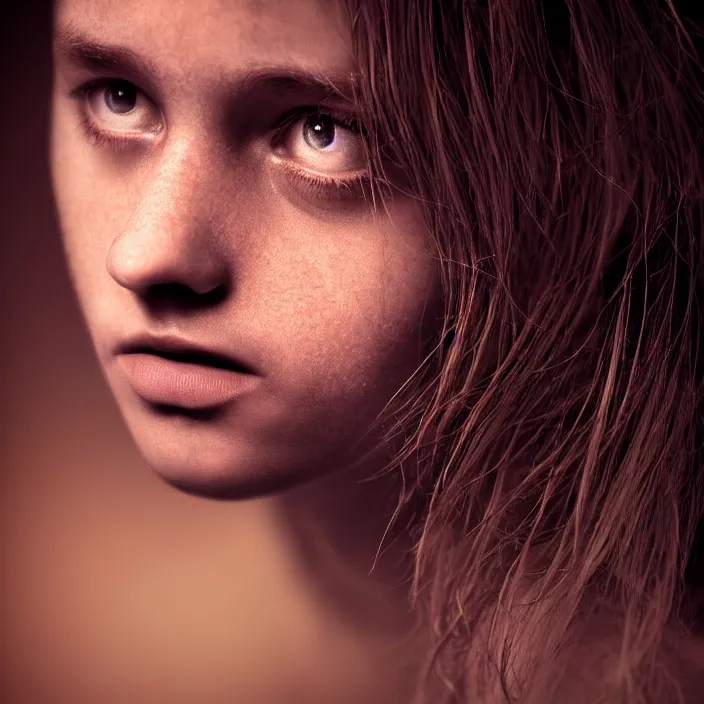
0, 5, 390, 703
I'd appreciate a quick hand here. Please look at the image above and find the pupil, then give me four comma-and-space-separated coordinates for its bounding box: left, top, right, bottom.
304, 114, 336, 150
105, 81, 137, 114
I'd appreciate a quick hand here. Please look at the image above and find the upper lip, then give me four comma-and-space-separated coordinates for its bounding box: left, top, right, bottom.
115, 334, 256, 374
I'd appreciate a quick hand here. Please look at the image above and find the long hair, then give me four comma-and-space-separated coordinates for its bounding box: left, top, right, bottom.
342, 1, 704, 701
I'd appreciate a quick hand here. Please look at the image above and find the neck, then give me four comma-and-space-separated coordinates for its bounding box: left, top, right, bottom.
278, 454, 417, 623
249, 449, 425, 701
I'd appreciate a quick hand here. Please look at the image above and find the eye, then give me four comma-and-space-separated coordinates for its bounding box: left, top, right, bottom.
102, 80, 138, 114
279, 112, 367, 176
80, 79, 160, 135
303, 114, 342, 150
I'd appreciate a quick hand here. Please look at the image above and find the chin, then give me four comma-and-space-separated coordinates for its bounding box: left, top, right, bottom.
152, 465, 317, 501
134, 437, 328, 502
114, 393, 375, 502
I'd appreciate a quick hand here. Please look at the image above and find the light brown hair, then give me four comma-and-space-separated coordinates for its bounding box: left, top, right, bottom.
343, 1, 704, 701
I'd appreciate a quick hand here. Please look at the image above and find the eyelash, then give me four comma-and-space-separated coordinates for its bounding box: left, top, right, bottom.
77, 113, 129, 148
70, 79, 370, 198
281, 162, 369, 201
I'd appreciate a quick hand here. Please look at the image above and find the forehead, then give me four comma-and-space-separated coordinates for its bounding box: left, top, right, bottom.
53, 0, 353, 78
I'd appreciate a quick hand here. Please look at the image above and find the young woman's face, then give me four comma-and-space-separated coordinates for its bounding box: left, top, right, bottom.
50, 0, 441, 497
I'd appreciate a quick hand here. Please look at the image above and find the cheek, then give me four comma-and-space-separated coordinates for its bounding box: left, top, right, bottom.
51, 105, 112, 300
50, 102, 149, 333
248, 203, 440, 429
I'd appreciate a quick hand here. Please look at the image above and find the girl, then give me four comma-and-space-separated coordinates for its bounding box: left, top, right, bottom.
50, 0, 704, 701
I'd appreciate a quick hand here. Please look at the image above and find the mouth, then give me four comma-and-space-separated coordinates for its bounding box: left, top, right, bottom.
114, 334, 259, 410
116, 335, 255, 374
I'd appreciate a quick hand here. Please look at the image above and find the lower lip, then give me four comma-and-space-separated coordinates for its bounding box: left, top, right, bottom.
117, 353, 258, 409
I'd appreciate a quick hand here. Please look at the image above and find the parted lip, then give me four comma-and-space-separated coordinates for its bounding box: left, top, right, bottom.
115, 334, 256, 375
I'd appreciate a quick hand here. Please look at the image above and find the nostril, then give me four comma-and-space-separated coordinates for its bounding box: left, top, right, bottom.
106, 220, 230, 298
143, 281, 229, 311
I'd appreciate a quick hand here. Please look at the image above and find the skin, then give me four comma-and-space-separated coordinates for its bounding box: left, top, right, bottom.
50, 0, 442, 501
50, 1, 440, 700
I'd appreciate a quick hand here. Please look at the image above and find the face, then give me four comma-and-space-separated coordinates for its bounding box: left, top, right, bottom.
50, 0, 441, 499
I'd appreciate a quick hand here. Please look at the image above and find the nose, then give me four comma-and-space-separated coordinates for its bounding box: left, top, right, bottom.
106, 142, 229, 298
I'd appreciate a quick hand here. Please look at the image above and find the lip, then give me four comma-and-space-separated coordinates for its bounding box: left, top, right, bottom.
115, 334, 259, 409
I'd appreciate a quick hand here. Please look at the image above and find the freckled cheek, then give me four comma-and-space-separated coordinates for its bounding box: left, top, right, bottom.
54, 185, 125, 321
52, 133, 99, 260
51, 132, 134, 316
253, 238, 439, 414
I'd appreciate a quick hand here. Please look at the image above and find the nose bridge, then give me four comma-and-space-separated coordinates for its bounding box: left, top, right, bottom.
146, 135, 209, 211
107, 138, 229, 295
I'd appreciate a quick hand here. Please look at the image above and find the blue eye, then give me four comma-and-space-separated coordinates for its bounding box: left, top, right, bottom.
102, 80, 138, 115
303, 114, 337, 151
280, 110, 366, 176
70, 78, 161, 147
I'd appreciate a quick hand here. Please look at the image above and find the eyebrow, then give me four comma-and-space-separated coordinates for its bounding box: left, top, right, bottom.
53, 26, 359, 103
